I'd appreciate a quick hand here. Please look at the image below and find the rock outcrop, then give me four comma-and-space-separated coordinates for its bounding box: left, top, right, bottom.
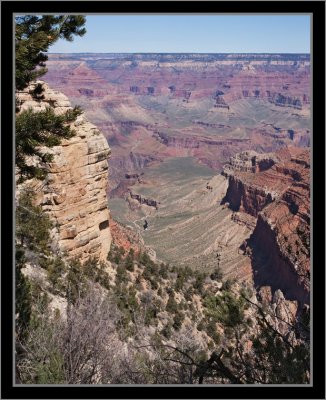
153, 131, 249, 149
248, 149, 310, 304
222, 150, 278, 176
128, 190, 159, 210
16, 81, 112, 262
223, 147, 310, 305
222, 151, 282, 217
109, 217, 145, 255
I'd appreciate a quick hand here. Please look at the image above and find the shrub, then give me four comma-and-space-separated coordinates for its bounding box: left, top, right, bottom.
96, 262, 111, 290
159, 264, 168, 279
150, 278, 158, 290
221, 278, 234, 291
144, 306, 158, 326
83, 257, 98, 280
173, 311, 185, 331
184, 288, 193, 302
175, 274, 185, 292
66, 259, 87, 304
15, 247, 32, 339
139, 252, 152, 267
166, 293, 178, 314
204, 291, 245, 328
193, 273, 205, 294
47, 257, 67, 291
161, 323, 172, 339
16, 188, 52, 253
116, 264, 128, 284
206, 320, 221, 344
107, 245, 125, 264
210, 266, 223, 281
197, 320, 205, 331
125, 258, 134, 272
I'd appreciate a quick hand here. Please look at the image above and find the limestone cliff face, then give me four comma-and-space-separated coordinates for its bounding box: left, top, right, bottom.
222, 151, 281, 217
248, 150, 310, 305
16, 81, 111, 262
222, 175, 275, 217
223, 148, 310, 305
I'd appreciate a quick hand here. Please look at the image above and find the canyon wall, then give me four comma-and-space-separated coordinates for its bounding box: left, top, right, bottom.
223, 147, 310, 305
16, 81, 112, 262
43, 53, 310, 195
45, 53, 310, 106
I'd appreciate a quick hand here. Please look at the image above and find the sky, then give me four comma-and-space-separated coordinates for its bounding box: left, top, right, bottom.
49, 15, 311, 54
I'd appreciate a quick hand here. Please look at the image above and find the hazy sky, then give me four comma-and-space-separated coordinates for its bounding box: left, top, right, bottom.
49, 14, 311, 54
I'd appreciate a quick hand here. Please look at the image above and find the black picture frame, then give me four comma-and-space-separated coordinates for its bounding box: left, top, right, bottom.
1, 1, 325, 399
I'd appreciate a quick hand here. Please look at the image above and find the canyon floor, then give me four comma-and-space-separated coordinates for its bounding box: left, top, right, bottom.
110, 156, 252, 279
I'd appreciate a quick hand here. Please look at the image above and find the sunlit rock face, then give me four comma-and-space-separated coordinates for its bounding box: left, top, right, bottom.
16, 81, 112, 262
223, 147, 310, 305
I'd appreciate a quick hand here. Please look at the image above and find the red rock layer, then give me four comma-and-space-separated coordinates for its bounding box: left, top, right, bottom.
227, 147, 310, 305
109, 217, 144, 256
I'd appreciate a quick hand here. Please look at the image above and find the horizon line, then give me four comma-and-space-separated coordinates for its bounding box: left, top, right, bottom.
48, 52, 310, 55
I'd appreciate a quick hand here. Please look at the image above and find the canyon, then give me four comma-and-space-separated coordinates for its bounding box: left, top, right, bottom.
44, 53, 310, 188
41, 53, 310, 306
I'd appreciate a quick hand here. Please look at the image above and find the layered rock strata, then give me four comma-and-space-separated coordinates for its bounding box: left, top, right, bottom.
223, 147, 310, 305
16, 81, 112, 262
128, 190, 159, 210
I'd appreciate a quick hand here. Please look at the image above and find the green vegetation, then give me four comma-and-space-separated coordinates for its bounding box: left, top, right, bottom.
204, 291, 245, 328
16, 15, 86, 91
15, 247, 32, 340
165, 292, 178, 314
47, 257, 67, 292
15, 15, 86, 182
16, 106, 82, 182
16, 215, 310, 384
15, 185, 310, 385
16, 188, 52, 253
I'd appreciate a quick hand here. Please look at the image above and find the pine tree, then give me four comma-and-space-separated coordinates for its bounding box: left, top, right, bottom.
16, 105, 82, 182
15, 247, 32, 341
15, 15, 86, 91
15, 15, 86, 182
15, 187, 53, 253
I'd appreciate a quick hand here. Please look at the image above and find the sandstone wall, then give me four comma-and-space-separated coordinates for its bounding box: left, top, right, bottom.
249, 213, 309, 305
223, 175, 275, 217
223, 148, 310, 305
16, 81, 112, 262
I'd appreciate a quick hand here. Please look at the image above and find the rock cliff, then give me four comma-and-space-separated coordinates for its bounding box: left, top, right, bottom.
16, 81, 112, 262
222, 151, 283, 217
128, 190, 159, 210
223, 147, 310, 305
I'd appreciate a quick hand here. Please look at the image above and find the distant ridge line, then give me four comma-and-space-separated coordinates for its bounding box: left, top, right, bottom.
48, 53, 310, 62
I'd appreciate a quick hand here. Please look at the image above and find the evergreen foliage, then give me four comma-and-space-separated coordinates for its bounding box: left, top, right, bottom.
15, 15, 86, 182
66, 259, 88, 304
15, 247, 32, 340
204, 291, 245, 327
15, 15, 86, 91
165, 292, 178, 314
16, 187, 52, 252
16, 105, 82, 182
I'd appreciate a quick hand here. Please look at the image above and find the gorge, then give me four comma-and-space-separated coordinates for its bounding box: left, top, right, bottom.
40, 52, 311, 306
13, 11, 313, 386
